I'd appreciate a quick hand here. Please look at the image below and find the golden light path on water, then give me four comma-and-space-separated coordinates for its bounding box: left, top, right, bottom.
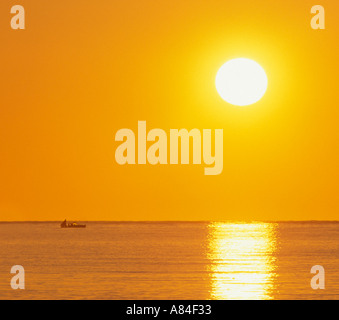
207, 222, 278, 300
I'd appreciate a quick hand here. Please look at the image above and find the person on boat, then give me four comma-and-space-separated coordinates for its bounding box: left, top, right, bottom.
61, 219, 67, 228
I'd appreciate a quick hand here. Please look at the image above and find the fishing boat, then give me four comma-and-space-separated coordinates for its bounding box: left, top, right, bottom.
60, 219, 86, 228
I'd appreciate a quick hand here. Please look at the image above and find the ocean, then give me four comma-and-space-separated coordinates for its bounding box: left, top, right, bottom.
0, 221, 338, 300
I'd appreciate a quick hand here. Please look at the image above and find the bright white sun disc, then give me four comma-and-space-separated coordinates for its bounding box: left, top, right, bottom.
215, 58, 268, 106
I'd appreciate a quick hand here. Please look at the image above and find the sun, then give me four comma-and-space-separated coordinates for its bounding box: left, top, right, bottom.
215, 58, 268, 106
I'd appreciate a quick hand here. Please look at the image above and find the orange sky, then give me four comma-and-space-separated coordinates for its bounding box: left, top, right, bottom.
0, 0, 338, 221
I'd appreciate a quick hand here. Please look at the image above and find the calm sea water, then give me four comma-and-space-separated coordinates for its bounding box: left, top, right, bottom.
0, 222, 338, 300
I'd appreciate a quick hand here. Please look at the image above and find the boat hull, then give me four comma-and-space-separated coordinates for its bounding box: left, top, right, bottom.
61, 225, 86, 228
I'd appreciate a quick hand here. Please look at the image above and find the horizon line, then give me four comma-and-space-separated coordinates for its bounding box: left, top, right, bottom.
0, 220, 339, 223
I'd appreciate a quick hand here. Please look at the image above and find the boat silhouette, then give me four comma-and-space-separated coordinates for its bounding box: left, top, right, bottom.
60, 219, 86, 228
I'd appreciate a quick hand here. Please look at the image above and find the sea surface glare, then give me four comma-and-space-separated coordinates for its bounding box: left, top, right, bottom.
0, 222, 338, 299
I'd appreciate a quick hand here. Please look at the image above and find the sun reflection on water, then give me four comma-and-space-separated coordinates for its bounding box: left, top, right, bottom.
207, 222, 278, 300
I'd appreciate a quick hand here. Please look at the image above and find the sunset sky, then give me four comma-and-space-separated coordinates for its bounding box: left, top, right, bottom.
0, 0, 338, 221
